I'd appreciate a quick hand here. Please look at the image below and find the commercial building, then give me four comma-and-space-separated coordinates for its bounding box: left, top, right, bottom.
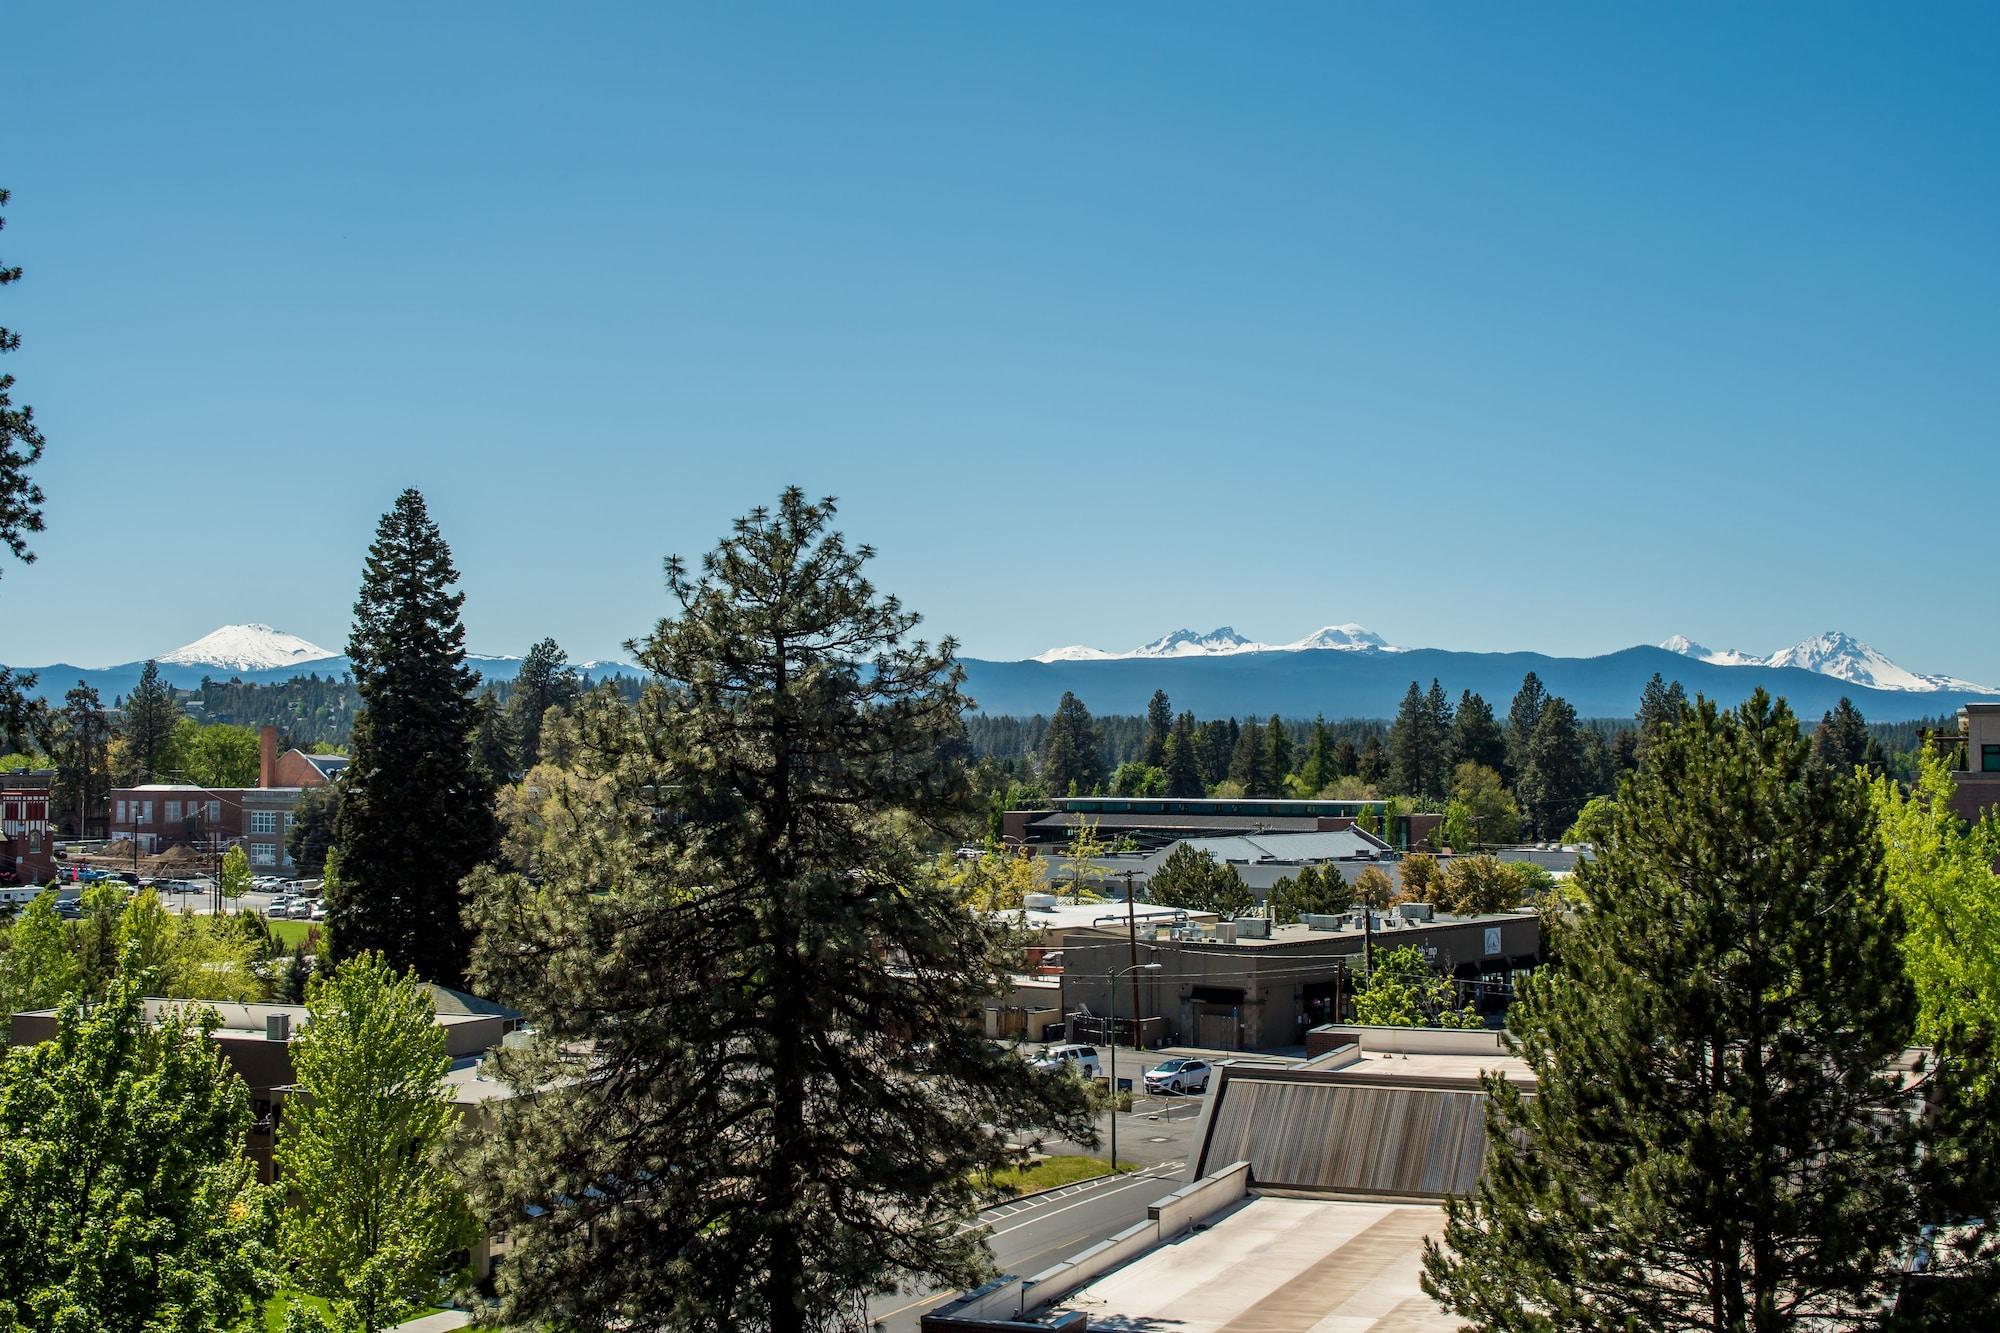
1004, 796, 1442, 854
103, 726, 343, 873
1, 771, 56, 886
1058, 907, 1541, 1050
923, 1027, 1532, 1332
1948, 702, 2000, 823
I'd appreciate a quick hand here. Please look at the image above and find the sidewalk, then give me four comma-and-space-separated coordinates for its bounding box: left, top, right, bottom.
391, 1313, 472, 1332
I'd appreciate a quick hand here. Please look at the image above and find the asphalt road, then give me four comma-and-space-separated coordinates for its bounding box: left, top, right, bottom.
866, 1157, 1191, 1331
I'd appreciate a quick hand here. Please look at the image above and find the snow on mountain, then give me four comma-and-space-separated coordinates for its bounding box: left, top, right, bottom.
157, 624, 338, 673
1659, 635, 1766, 668
1032, 624, 1402, 663
1663, 630, 1994, 693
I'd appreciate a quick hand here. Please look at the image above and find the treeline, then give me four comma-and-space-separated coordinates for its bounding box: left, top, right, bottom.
995, 673, 1928, 843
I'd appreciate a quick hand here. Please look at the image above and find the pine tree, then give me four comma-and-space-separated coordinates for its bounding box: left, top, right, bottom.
0, 188, 46, 577
1228, 717, 1270, 795
464, 490, 1094, 1331
1194, 719, 1235, 786
1162, 713, 1205, 798
1636, 671, 1689, 764
1299, 716, 1338, 792
41, 681, 110, 837
507, 637, 582, 770
1267, 863, 1352, 925
1264, 713, 1293, 788
119, 659, 180, 785
1356, 735, 1385, 786
1503, 671, 1548, 784
1451, 690, 1506, 774
1334, 736, 1359, 779
1143, 689, 1172, 768
329, 489, 496, 987
1425, 692, 1924, 1330
1812, 697, 1885, 776
1039, 691, 1106, 796
1516, 694, 1590, 839
1147, 843, 1254, 918
469, 692, 519, 789
1385, 682, 1430, 800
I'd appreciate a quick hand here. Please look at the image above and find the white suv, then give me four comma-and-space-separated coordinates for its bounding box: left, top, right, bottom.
1031, 1044, 1103, 1079
1143, 1057, 1212, 1095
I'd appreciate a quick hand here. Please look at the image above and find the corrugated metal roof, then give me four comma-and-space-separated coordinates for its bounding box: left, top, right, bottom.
1201, 1074, 1491, 1199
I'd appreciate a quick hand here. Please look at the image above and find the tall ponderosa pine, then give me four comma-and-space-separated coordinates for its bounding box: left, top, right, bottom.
1039, 691, 1106, 796
119, 659, 180, 784
1263, 713, 1293, 789
1143, 688, 1172, 768
1162, 712, 1204, 798
507, 637, 582, 770
1812, 697, 1885, 776
1424, 692, 1924, 1330
1147, 842, 1254, 918
1451, 690, 1506, 774
1504, 671, 1548, 783
1228, 717, 1270, 795
0, 188, 46, 576
465, 490, 1094, 1332
1386, 681, 1451, 804
1516, 694, 1590, 839
41, 681, 110, 837
330, 489, 496, 987
1635, 671, 1689, 765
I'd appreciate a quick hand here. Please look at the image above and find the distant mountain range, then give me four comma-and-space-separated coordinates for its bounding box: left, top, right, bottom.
961, 625, 2000, 722
7, 624, 643, 700
9, 622, 1995, 723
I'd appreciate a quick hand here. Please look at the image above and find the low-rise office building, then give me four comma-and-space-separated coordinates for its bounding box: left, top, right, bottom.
104, 726, 345, 873
1059, 907, 1541, 1050
1, 771, 56, 886
1004, 796, 1441, 854
1949, 702, 2000, 823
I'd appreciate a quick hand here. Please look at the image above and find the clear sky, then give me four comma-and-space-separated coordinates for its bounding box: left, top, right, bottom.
4, 5, 1996, 677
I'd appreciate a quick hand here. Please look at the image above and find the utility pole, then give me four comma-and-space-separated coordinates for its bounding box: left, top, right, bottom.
1120, 869, 1143, 1050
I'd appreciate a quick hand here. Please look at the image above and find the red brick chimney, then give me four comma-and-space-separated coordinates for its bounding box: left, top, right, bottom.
259, 725, 279, 789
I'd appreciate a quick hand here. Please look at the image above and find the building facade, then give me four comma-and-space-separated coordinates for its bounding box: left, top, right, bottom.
1949, 702, 2000, 823
1, 771, 56, 886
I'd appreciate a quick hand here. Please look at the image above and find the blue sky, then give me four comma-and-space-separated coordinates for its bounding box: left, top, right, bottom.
5, 4, 1996, 678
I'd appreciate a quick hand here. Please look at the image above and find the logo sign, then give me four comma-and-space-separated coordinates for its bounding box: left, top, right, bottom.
1484, 926, 1502, 957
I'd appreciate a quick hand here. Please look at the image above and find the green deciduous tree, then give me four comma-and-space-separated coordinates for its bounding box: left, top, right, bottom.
1146, 843, 1254, 919
1354, 944, 1478, 1028
1432, 854, 1526, 916
0, 891, 78, 1040
465, 489, 1095, 1332
1425, 691, 1925, 1331
1447, 762, 1520, 849
219, 843, 252, 902
163, 718, 262, 788
1107, 761, 1166, 797
278, 953, 474, 1332
331, 489, 496, 987
0, 961, 276, 1330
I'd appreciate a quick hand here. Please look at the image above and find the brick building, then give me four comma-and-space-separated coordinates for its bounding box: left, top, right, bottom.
104, 726, 345, 873
1, 771, 57, 886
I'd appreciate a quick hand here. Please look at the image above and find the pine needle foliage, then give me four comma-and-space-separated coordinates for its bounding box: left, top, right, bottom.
466, 489, 1095, 1332
331, 489, 496, 986
1424, 691, 1923, 1331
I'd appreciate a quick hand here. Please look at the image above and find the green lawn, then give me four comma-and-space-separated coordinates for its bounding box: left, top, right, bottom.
266, 919, 319, 950
251, 1288, 332, 1332
981, 1154, 1136, 1200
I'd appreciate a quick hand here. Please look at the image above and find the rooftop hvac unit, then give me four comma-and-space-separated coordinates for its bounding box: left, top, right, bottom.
1212, 922, 1238, 944
1398, 902, 1435, 923
265, 1013, 292, 1043
1302, 913, 1343, 932
1023, 892, 1058, 910
1234, 916, 1271, 939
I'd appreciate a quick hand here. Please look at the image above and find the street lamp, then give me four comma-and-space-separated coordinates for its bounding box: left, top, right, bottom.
1106, 957, 1161, 1176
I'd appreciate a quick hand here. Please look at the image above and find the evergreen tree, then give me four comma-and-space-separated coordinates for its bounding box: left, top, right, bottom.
1356, 735, 1385, 786
1636, 671, 1689, 764
1422, 680, 1455, 799
1385, 682, 1434, 801
41, 681, 110, 837
464, 490, 1094, 1331
1299, 716, 1338, 793
1516, 695, 1591, 840
1194, 719, 1234, 787
1143, 689, 1172, 768
1228, 717, 1270, 795
1039, 691, 1106, 796
1424, 692, 1924, 1330
1812, 697, 1886, 776
1451, 690, 1506, 774
1503, 671, 1548, 783
1264, 713, 1294, 787
469, 691, 519, 788
1162, 713, 1204, 798
1267, 863, 1352, 925
0, 960, 277, 1329
119, 659, 180, 785
279, 953, 475, 1332
286, 785, 341, 878
1147, 843, 1254, 918
1334, 736, 1359, 779
507, 637, 582, 770
0, 188, 46, 577
330, 489, 496, 987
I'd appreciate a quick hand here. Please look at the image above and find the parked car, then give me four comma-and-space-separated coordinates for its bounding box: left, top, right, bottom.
1143, 1057, 1212, 1095
308, 903, 326, 922
54, 898, 83, 920
1031, 1044, 1103, 1079
267, 895, 292, 916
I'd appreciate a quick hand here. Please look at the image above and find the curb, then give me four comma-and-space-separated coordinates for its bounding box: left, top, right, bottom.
980, 1163, 1142, 1211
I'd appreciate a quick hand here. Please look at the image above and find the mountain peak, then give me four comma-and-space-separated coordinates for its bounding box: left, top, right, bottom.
1662, 629, 1994, 693
157, 624, 338, 673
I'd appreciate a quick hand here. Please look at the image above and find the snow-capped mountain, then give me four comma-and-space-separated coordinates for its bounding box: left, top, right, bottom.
1033, 624, 1402, 664
1661, 631, 1995, 694
158, 624, 338, 673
